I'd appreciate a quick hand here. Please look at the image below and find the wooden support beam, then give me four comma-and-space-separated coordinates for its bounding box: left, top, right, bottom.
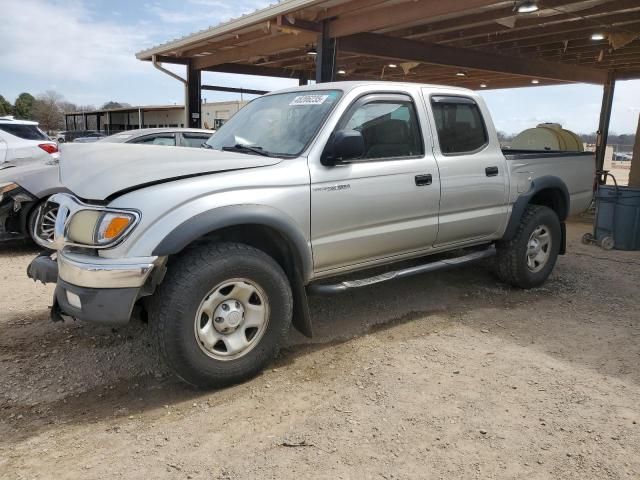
316, 20, 336, 83
404, 0, 639, 42
315, 0, 390, 21
187, 61, 201, 128
327, 0, 498, 38
144, 55, 189, 65
595, 72, 616, 172
179, 28, 272, 57
201, 85, 268, 95
394, 0, 594, 39
615, 70, 640, 79
339, 32, 609, 84
277, 15, 321, 33
451, 11, 640, 48
192, 32, 315, 70
203, 63, 301, 78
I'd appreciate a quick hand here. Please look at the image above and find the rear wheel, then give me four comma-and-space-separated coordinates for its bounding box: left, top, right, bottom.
496, 205, 561, 289
149, 242, 293, 388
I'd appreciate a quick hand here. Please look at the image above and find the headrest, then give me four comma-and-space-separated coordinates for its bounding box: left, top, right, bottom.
373, 119, 409, 144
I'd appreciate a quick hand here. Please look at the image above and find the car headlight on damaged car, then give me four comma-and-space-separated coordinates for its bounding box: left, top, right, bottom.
0, 182, 36, 204
67, 209, 138, 247
0, 183, 19, 203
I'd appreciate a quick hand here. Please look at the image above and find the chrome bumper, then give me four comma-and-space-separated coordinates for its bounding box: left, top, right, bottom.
58, 251, 161, 288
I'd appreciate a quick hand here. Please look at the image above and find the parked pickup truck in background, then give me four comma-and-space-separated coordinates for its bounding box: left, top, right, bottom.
28, 82, 594, 388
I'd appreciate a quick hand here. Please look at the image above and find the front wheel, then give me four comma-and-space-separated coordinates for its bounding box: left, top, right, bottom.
495, 205, 561, 289
27, 199, 57, 250
149, 242, 293, 388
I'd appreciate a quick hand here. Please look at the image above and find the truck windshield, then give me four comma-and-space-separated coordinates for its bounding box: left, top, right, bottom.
205, 90, 343, 157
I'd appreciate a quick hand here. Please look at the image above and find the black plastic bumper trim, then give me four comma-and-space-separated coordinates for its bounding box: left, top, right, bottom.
54, 279, 139, 325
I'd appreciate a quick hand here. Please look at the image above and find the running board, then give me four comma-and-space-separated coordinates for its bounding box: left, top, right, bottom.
307, 247, 496, 295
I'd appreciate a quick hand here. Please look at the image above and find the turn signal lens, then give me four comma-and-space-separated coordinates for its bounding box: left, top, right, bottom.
97, 213, 134, 243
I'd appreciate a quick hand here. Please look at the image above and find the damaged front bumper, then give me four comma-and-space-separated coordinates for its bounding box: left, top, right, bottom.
27, 251, 165, 325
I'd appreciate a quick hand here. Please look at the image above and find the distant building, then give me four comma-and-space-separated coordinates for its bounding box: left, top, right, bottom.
64, 100, 248, 133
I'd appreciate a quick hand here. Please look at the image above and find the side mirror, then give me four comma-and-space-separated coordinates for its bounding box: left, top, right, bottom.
321, 129, 365, 166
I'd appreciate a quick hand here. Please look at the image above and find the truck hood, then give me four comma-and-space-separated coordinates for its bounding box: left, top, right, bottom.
59, 143, 281, 200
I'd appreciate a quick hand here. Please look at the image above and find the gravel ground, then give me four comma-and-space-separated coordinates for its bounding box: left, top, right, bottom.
1, 219, 639, 479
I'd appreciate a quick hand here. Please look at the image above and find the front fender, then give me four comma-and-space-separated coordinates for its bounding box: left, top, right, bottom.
152, 204, 314, 282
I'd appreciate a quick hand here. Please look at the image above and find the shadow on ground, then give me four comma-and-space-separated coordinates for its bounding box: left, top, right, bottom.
1, 220, 639, 443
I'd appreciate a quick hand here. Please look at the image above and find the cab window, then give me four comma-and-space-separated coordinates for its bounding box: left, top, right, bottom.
131, 133, 176, 146
339, 96, 423, 160
431, 96, 488, 154
182, 132, 211, 148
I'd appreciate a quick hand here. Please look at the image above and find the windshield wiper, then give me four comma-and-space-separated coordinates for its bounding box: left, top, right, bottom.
201, 142, 213, 149
221, 144, 273, 157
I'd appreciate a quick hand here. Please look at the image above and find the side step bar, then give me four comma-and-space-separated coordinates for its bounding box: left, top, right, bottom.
308, 247, 496, 295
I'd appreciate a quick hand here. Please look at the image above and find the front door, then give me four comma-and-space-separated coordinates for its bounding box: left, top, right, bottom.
309, 92, 441, 273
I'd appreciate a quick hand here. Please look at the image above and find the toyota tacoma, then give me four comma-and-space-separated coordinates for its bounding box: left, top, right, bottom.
28, 82, 594, 387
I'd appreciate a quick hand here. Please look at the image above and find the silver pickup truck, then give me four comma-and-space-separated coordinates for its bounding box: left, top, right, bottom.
28, 82, 594, 387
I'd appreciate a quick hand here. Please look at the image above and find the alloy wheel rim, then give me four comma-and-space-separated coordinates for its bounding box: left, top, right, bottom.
526, 224, 552, 273
194, 278, 269, 361
34, 205, 58, 247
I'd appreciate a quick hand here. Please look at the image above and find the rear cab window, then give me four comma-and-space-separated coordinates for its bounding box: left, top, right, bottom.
430, 96, 488, 155
181, 133, 212, 148
131, 133, 176, 146
0, 123, 48, 141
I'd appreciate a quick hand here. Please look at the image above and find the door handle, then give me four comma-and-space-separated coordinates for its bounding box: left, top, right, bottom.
485, 166, 499, 177
415, 174, 432, 186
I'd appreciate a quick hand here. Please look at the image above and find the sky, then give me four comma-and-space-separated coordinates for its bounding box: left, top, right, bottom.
1, 0, 639, 135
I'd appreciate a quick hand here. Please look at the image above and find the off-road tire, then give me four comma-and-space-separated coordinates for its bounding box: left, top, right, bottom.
149, 242, 293, 388
495, 205, 561, 289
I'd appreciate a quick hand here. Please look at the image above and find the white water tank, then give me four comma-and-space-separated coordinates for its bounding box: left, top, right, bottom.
511, 123, 583, 151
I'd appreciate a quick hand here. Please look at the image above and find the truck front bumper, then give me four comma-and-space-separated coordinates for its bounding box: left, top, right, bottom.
28, 251, 163, 325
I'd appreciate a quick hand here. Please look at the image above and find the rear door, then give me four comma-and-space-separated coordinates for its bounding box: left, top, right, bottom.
309, 92, 440, 272
423, 91, 509, 246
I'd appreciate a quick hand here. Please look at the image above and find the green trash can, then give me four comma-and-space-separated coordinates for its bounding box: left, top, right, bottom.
595, 185, 640, 251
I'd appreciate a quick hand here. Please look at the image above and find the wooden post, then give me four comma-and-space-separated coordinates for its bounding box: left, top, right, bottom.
595, 72, 616, 172
187, 60, 202, 128
316, 20, 336, 83
628, 114, 640, 187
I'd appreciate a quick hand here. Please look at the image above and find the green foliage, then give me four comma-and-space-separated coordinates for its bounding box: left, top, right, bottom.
14, 92, 36, 119
0, 95, 12, 116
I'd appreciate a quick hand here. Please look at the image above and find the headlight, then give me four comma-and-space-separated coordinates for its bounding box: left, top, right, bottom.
0, 183, 35, 204
66, 209, 138, 247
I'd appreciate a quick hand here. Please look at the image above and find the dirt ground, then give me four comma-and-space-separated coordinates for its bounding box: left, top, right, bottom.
1, 219, 639, 480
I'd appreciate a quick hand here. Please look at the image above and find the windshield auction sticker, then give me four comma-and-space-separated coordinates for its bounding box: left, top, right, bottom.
289, 95, 329, 106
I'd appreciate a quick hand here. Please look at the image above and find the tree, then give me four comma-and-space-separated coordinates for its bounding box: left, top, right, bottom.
101, 101, 129, 109
13, 92, 35, 120
0, 95, 12, 116
33, 90, 64, 133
